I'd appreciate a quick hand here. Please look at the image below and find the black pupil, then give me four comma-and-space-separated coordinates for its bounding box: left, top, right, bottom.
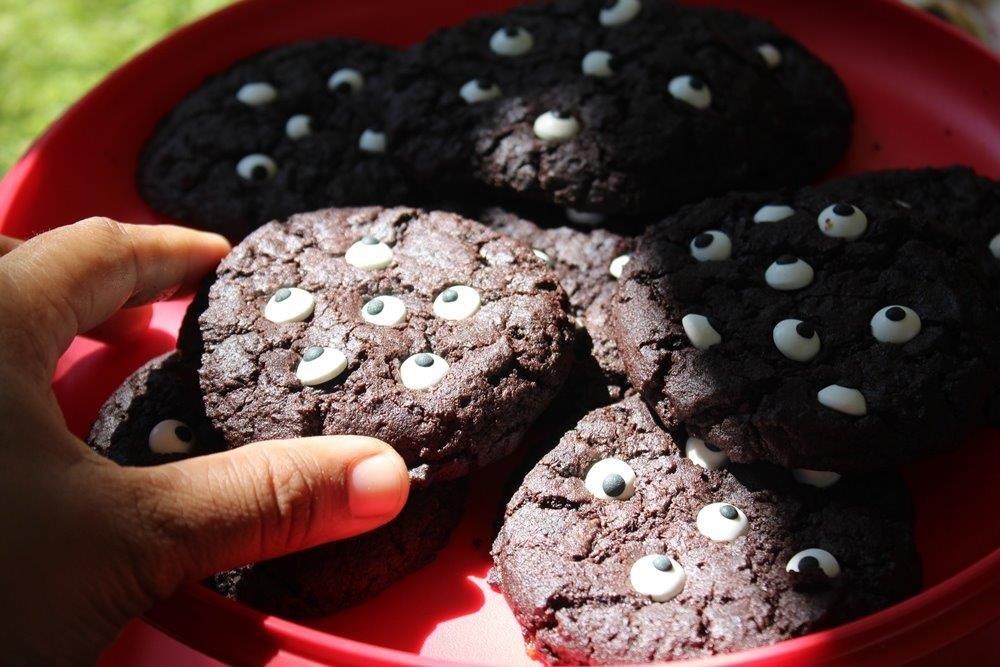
441, 289, 458, 303
776, 254, 797, 265
251, 164, 269, 180
334, 81, 353, 93
606, 54, 617, 71
504, 26, 520, 37
415, 353, 434, 367
798, 555, 821, 572
602, 473, 627, 497
553, 110, 570, 120
366, 299, 384, 315
704, 441, 721, 452
885, 306, 906, 322
719, 504, 738, 520
688, 76, 705, 90
174, 425, 193, 442
477, 79, 494, 90
652, 556, 672, 572
303, 346, 324, 362
833, 202, 854, 216
274, 288, 291, 302
694, 233, 714, 248
361, 235, 379, 245
795, 321, 815, 338
603, 0, 618, 9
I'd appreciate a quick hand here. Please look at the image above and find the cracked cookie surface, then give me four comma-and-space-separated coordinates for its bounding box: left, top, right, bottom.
491, 397, 920, 664
179, 206, 576, 484
612, 183, 1000, 472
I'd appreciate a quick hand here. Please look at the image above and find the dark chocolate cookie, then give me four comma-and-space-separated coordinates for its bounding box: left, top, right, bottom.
138, 39, 413, 241
612, 182, 1000, 472
180, 206, 576, 485
491, 397, 920, 664
386, 0, 851, 217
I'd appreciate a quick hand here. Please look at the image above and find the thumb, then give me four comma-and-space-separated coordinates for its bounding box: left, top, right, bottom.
122, 436, 410, 591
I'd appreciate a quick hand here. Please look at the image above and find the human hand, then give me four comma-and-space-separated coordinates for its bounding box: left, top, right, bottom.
0, 218, 410, 664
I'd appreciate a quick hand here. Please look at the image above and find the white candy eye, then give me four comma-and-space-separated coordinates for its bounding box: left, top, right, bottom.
236, 82, 276, 106
361, 295, 407, 326
489, 26, 534, 56
148, 419, 195, 454
630, 554, 685, 602
818, 203, 868, 240
765, 255, 814, 291
682, 314, 721, 350
609, 254, 631, 279
696, 502, 748, 542
263, 287, 315, 323
459, 78, 502, 103
296, 346, 348, 386
400, 352, 449, 390
358, 128, 387, 154
566, 208, 606, 225
328, 68, 364, 94
896, 199, 912, 209
689, 230, 731, 261
433, 285, 481, 321
236, 154, 277, 181
786, 548, 840, 578
600, 0, 642, 27
817, 384, 867, 416
345, 235, 393, 270
685, 436, 728, 470
989, 232, 1000, 259
871, 305, 921, 344
581, 50, 615, 77
792, 469, 842, 488
773, 319, 820, 362
584, 458, 636, 500
532, 248, 554, 266
756, 43, 782, 68
668, 75, 712, 109
533, 110, 580, 142
285, 114, 312, 140
753, 204, 795, 223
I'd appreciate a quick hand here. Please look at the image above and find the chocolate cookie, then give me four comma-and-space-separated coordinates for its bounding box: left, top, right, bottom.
491, 397, 920, 664
386, 0, 851, 217
612, 182, 1000, 472
138, 39, 412, 241
179, 206, 576, 485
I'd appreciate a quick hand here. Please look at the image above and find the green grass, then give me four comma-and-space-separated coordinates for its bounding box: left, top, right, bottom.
0, 0, 229, 174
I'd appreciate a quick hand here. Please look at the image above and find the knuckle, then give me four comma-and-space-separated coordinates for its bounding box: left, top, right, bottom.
253, 448, 321, 553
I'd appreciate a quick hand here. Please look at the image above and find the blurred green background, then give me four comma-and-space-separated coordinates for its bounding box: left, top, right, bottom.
0, 0, 229, 175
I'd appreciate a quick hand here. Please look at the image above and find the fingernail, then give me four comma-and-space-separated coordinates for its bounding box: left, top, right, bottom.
348, 453, 406, 518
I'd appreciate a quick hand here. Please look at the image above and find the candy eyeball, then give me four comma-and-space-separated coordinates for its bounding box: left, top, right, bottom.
581, 50, 615, 77
765, 255, 814, 291
533, 110, 580, 142
817, 384, 867, 416
668, 75, 712, 109
609, 254, 631, 279
630, 554, 686, 602
400, 352, 449, 390
772, 319, 820, 362
566, 208, 606, 226
148, 419, 195, 454
361, 295, 407, 326
792, 469, 842, 488
285, 114, 312, 140
358, 128, 387, 154
989, 232, 1000, 259
236, 82, 276, 106
345, 235, 393, 270
328, 68, 364, 94
532, 248, 554, 266
681, 314, 721, 350
263, 287, 315, 323
753, 204, 795, 223
489, 26, 534, 56
296, 346, 348, 386
871, 305, 921, 344
584, 458, 637, 500
696, 502, 748, 542
433, 285, 481, 321
756, 43, 782, 68
459, 78, 502, 104
600, 0, 642, 27
236, 154, 277, 181
689, 230, 731, 261
818, 203, 867, 240
685, 436, 728, 470
786, 548, 840, 578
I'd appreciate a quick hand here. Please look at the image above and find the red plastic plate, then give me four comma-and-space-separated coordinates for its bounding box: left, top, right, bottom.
3, 1, 999, 665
